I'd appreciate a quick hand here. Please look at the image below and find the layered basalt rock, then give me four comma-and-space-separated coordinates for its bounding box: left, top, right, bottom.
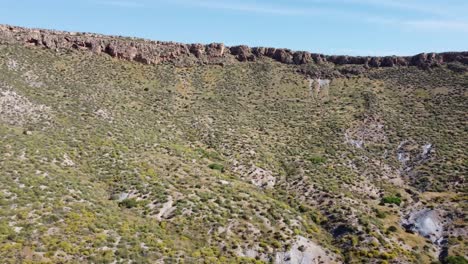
1, 24, 467, 68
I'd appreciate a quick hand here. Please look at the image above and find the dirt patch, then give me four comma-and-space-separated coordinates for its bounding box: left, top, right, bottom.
275, 235, 341, 263
156, 196, 175, 220
345, 115, 387, 148
0, 86, 51, 126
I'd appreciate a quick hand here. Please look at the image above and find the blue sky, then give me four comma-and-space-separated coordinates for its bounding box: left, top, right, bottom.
1, 0, 467, 55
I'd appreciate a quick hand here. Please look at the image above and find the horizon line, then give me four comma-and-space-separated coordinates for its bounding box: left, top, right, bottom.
2, 23, 467, 57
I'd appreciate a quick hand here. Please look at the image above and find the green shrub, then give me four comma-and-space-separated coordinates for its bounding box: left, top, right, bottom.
271, 240, 281, 248
208, 163, 225, 172
118, 198, 138, 208
445, 256, 468, 264
381, 196, 402, 206
387, 226, 398, 232
375, 209, 387, 218
309, 155, 326, 164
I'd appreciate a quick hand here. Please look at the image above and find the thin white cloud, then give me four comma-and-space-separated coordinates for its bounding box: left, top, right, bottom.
97, 0, 323, 15
403, 20, 468, 32
99, 1, 145, 8
169, 0, 318, 15
169, 0, 375, 18
367, 16, 468, 32
195, 1, 304, 15
297, 0, 467, 17
95, 0, 468, 33
337, 0, 449, 15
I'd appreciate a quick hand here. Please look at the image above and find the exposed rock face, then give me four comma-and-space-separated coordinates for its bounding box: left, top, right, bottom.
275, 236, 341, 264
403, 209, 445, 245
397, 140, 434, 171
230, 45, 255, 62
401, 207, 453, 260
247, 167, 276, 189
1, 24, 467, 69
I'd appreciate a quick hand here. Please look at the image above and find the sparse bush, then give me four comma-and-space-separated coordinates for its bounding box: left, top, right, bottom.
381, 196, 401, 206
208, 163, 225, 172
309, 155, 326, 164
445, 256, 468, 264
119, 198, 138, 208
375, 209, 387, 218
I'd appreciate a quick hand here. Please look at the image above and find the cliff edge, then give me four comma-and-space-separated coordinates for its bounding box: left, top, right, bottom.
1, 24, 467, 68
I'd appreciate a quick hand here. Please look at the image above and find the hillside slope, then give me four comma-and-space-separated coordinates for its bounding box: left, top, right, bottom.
0, 26, 467, 263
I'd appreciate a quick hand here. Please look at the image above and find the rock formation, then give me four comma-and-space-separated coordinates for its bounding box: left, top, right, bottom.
1, 24, 467, 69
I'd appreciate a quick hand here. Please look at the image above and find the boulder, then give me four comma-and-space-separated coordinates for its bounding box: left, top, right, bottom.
230, 45, 255, 62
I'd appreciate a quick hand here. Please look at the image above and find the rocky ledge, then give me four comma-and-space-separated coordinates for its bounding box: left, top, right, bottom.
1, 24, 467, 68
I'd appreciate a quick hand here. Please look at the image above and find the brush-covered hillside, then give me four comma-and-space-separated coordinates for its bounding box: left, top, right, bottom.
0, 25, 467, 264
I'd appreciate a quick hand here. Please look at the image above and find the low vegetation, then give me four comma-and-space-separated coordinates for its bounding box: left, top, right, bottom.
0, 43, 466, 263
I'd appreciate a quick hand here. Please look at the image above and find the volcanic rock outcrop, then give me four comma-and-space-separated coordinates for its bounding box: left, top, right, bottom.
1, 24, 467, 69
